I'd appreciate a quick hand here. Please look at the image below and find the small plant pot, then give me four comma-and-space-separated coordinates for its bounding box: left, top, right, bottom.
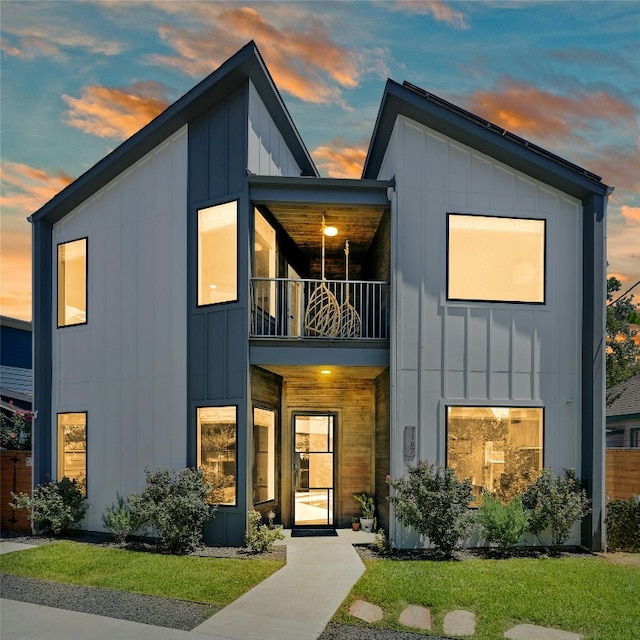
360, 518, 374, 533
351, 521, 361, 531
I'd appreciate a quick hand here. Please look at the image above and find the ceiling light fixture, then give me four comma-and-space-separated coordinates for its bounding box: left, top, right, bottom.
323, 225, 338, 237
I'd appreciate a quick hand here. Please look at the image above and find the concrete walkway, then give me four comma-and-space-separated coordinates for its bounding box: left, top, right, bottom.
1, 529, 373, 640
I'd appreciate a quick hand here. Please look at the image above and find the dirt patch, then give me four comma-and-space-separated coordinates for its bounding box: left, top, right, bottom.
596, 552, 640, 567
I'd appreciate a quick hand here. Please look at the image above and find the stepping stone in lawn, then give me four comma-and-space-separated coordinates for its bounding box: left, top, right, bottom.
443, 609, 476, 636
504, 624, 582, 640
349, 599, 383, 623
399, 604, 431, 630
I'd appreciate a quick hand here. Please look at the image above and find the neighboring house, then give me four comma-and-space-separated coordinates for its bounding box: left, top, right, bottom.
29, 42, 609, 549
606, 375, 640, 447
0, 316, 33, 413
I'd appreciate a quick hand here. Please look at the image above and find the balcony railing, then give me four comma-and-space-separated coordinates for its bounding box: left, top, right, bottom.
250, 277, 389, 340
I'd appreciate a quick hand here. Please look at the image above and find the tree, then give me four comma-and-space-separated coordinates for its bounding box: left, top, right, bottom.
606, 277, 640, 388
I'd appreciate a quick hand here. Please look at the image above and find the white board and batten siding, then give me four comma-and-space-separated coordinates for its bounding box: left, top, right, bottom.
51, 128, 188, 531
247, 80, 301, 177
380, 116, 583, 545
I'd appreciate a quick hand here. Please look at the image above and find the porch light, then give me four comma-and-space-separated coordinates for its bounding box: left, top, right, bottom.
323, 225, 338, 237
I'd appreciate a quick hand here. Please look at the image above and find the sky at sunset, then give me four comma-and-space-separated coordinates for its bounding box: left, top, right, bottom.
1, 0, 639, 322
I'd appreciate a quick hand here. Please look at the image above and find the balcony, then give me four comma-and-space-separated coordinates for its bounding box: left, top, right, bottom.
250, 277, 389, 340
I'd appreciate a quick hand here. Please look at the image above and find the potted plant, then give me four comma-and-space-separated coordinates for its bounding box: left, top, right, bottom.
354, 493, 375, 532
351, 515, 361, 531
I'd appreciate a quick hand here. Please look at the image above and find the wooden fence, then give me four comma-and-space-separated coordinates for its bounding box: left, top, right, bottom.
606, 449, 640, 500
1, 450, 33, 531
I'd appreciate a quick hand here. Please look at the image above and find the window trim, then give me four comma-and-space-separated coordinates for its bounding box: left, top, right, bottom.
630, 427, 640, 448
196, 200, 239, 308
56, 411, 87, 497
446, 213, 547, 305
57, 237, 88, 328
445, 404, 545, 503
197, 405, 238, 507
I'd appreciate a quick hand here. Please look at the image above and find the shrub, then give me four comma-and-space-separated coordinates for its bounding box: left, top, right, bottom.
476, 491, 528, 551
136, 467, 215, 554
387, 460, 473, 557
101, 493, 147, 544
373, 527, 393, 556
11, 477, 87, 534
522, 468, 591, 551
606, 496, 640, 552
245, 510, 284, 553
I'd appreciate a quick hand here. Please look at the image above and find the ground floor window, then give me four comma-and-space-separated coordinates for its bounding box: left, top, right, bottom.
447, 406, 543, 504
57, 412, 87, 496
197, 406, 237, 505
253, 407, 276, 504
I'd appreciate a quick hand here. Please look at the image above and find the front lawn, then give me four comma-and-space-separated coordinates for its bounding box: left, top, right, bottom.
0, 540, 284, 606
334, 556, 640, 640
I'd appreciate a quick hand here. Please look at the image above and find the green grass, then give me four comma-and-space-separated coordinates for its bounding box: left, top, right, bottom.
333, 557, 640, 640
0, 541, 284, 606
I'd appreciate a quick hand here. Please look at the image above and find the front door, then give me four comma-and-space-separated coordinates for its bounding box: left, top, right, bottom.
293, 414, 334, 527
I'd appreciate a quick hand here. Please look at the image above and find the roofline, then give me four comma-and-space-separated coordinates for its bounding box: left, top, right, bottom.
0, 316, 32, 332
363, 79, 610, 202
30, 41, 317, 226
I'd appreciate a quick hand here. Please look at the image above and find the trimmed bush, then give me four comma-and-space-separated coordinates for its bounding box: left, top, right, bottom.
606, 496, 640, 552
522, 468, 591, 551
11, 477, 87, 535
136, 467, 215, 554
387, 460, 473, 557
245, 510, 284, 553
476, 491, 528, 551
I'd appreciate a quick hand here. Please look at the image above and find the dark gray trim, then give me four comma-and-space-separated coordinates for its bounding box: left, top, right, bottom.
363, 80, 609, 202
32, 221, 53, 485
250, 342, 389, 367
606, 413, 640, 423
0, 316, 32, 331
30, 42, 316, 227
581, 193, 606, 550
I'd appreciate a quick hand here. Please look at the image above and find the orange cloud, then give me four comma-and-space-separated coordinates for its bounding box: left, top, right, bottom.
395, 0, 468, 29
312, 139, 368, 178
147, 5, 359, 105
465, 79, 635, 142
0, 161, 74, 215
62, 82, 170, 140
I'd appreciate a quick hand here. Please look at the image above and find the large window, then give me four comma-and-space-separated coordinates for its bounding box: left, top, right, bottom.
57, 238, 87, 326
197, 406, 237, 505
57, 412, 87, 496
253, 407, 276, 504
198, 201, 237, 305
448, 214, 545, 303
447, 406, 543, 504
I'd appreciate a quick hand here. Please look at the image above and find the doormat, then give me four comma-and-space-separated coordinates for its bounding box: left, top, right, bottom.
291, 529, 338, 537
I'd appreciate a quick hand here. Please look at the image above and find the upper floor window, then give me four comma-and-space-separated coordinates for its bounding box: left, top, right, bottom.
447, 406, 543, 504
447, 214, 545, 303
57, 238, 87, 326
198, 201, 237, 306
253, 209, 277, 317
57, 412, 87, 497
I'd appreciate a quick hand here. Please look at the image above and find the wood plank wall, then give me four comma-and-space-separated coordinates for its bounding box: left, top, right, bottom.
375, 370, 391, 530
606, 449, 640, 500
280, 379, 376, 527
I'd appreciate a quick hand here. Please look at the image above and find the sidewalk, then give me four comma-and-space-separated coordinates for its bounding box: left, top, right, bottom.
1, 529, 374, 640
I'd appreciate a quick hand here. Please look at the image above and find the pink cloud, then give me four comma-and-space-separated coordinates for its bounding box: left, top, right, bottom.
312, 139, 368, 178
62, 82, 170, 140
395, 0, 468, 29
621, 205, 640, 224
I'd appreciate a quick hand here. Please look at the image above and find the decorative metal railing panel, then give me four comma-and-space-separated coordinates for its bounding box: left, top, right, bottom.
250, 278, 389, 340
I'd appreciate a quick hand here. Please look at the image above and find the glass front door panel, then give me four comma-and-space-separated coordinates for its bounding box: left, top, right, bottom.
294, 415, 334, 526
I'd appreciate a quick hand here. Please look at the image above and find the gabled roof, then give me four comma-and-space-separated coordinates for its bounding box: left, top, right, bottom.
607, 375, 640, 418
30, 42, 317, 226
363, 79, 611, 202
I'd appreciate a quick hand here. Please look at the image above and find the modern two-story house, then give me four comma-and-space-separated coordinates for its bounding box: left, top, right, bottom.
29, 42, 609, 549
